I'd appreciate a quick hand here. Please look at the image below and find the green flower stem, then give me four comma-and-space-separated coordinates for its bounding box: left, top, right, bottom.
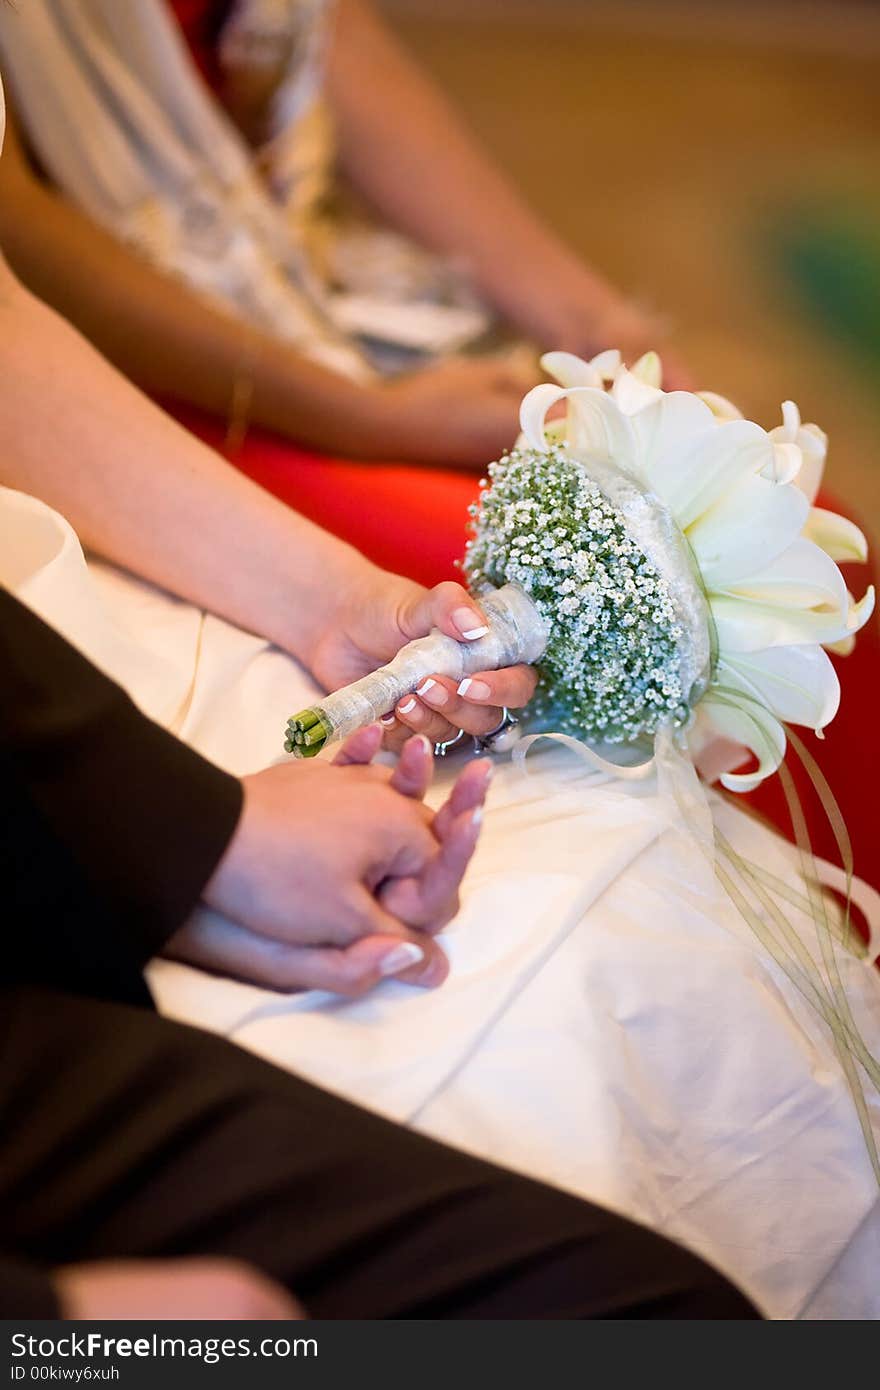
284, 706, 333, 758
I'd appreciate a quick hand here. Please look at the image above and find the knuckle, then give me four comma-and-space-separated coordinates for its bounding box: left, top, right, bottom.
431, 896, 460, 934
335, 894, 372, 944
434, 579, 466, 605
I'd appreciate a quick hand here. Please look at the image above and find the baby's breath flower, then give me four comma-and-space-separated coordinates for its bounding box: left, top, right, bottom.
464, 445, 689, 744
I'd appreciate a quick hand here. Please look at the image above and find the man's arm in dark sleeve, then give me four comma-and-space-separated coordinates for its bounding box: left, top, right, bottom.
0, 587, 243, 1005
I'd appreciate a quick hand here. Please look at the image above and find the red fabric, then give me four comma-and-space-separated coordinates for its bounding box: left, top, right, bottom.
168, 401, 879, 891
743, 546, 880, 895
168, 0, 228, 90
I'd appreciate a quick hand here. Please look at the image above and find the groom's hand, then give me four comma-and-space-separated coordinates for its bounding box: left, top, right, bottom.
306, 570, 537, 751
55, 1258, 302, 1321
164, 729, 489, 996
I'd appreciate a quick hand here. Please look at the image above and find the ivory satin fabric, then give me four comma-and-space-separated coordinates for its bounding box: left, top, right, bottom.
2, 485, 878, 1320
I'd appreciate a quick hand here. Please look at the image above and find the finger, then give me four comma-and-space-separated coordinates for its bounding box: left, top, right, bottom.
492, 349, 541, 393
332, 722, 384, 766
397, 579, 491, 645
389, 732, 433, 799
393, 689, 469, 749
279, 932, 449, 995
380, 804, 439, 882
381, 806, 482, 931
455, 664, 538, 711
164, 905, 447, 993
403, 676, 509, 740
433, 758, 492, 840
379, 713, 413, 755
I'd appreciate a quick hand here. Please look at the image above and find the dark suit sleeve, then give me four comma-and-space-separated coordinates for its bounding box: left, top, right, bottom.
0, 586, 243, 1006
0, 1256, 59, 1318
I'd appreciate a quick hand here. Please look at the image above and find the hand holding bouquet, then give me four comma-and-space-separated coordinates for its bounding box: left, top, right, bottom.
288, 347, 873, 791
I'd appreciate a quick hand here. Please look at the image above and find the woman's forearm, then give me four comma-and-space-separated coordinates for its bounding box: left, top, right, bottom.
0, 263, 369, 660
0, 112, 381, 457
327, 0, 611, 330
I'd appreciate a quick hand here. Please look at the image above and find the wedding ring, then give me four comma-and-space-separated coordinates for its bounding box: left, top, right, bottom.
433, 727, 468, 757
474, 708, 521, 754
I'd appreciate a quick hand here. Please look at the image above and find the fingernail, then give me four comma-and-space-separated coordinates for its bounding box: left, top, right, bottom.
413, 734, 432, 757
380, 714, 397, 727
457, 677, 491, 700
378, 942, 424, 977
419, 680, 448, 707
452, 607, 490, 641
398, 697, 418, 716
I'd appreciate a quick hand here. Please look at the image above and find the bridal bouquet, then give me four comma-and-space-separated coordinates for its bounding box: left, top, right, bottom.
288, 347, 879, 1177
287, 347, 874, 792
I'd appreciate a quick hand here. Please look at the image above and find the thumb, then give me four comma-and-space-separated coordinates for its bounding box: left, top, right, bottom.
398, 579, 491, 646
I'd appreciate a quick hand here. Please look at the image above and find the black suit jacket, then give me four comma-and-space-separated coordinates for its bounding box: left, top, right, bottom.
1, 585, 243, 1312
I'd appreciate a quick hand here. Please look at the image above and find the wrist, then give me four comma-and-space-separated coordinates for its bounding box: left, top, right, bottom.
279, 541, 380, 666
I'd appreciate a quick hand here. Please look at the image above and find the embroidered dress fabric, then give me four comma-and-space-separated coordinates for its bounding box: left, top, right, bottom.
0, 0, 367, 378
0, 0, 493, 371
3, 483, 878, 1321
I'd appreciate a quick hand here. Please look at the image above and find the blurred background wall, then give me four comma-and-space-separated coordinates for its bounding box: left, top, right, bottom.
382, 0, 880, 541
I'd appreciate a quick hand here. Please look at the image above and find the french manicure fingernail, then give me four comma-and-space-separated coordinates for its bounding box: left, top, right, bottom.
380, 714, 397, 727
379, 942, 424, 977
419, 679, 448, 707
452, 607, 490, 641
398, 698, 417, 717
414, 734, 432, 756
457, 678, 491, 700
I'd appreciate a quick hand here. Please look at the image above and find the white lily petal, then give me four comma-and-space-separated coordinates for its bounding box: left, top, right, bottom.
697, 391, 743, 421
519, 382, 569, 450
771, 418, 827, 503
539, 351, 601, 389
846, 585, 875, 635
631, 350, 662, 387
720, 646, 840, 731
521, 384, 643, 478
803, 506, 868, 563
710, 593, 855, 652
649, 417, 774, 528
615, 392, 716, 505
722, 537, 848, 613
699, 692, 786, 792
563, 387, 641, 470
779, 399, 801, 440
826, 633, 856, 657
589, 348, 621, 381
611, 365, 663, 415
798, 421, 828, 461
762, 440, 802, 485
687, 473, 810, 589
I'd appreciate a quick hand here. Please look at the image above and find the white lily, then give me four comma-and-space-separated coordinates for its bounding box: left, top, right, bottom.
520, 349, 875, 789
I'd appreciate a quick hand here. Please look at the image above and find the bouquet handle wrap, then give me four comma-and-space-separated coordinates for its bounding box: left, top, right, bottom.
286, 584, 549, 755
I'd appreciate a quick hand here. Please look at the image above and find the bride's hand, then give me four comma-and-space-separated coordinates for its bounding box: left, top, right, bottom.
307, 571, 538, 751
165, 730, 491, 996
